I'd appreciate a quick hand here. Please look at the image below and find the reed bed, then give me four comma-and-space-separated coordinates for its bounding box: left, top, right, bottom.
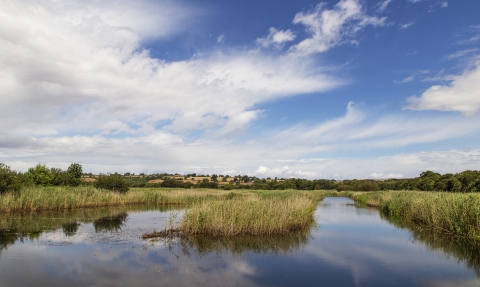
351, 191, 480, 240
0, 187, 258, 213
0, 186, 331, 213
178, 196, 317, 236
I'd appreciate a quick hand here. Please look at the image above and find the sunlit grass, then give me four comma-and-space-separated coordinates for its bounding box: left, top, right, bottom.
179, 196, 317, 236
0, 186, 338, 213
350, 191, 480, 240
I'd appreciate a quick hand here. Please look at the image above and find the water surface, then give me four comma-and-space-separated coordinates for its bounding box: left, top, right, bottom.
1, 197, 479, 287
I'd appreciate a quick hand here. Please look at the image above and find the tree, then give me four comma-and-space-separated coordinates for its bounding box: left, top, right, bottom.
67, 163, 83, 179
94, 173, 130, 193
0, 163, 21, 194
26, 164, 53, 186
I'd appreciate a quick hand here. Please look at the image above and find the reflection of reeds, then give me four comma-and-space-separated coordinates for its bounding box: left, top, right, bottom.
0, 204, 178, 251
382, 213, 480, 277
177, 228, 312, 256
179, 196, 316, 236
352, 191, 480, 240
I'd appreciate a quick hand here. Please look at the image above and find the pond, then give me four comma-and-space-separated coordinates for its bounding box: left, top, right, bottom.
0, 197, 479, 287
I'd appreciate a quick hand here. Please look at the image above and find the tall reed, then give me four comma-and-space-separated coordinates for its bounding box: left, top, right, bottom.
179, 196, 316, 236
351, 191, 480, 240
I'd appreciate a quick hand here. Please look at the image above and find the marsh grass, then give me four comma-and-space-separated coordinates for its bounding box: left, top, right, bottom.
351, 191, 480, 240
178, 196, 317, 236
0, 187, 260, 213
0, 186, 336, 213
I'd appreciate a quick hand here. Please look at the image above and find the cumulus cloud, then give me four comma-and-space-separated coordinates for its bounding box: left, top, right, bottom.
5, 101, 479, 179
288, 0, 386, 56
256, 28, 296, 48
405, 58, 480, 116
0, 0, 342, 139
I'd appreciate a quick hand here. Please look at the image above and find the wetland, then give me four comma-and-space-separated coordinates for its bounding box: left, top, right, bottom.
1, 197, 479, 287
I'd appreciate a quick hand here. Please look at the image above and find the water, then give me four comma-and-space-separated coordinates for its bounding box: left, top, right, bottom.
0, 197, 479, 287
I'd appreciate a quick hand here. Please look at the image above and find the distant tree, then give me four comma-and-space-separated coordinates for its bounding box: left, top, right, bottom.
94, 173, 130, 193
455, 170, 480, 192
26, 164, 54, 186
0, 163, 21, 194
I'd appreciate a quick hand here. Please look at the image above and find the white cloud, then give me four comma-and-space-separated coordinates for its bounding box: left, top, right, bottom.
399, 21, 415, 30
4, 101, 480, 179
455, 35, 480, 45
256, 28, 296, 48
394, 76, 414, 83
0, 0, 342, 139
217, 35, 225, 43
370, 173, 404, 179
405, 58, 480, 116
376, 0, 394, 13
288, 0, 386, 56
444, 48, 479, 60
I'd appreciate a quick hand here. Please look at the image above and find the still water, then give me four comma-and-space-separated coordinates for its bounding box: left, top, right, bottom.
0, 197, 479, 287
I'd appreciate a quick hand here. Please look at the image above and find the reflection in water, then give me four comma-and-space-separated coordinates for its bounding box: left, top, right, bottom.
164, 228, 312, 257
0, 204, 180, 253
93, 213, 128, 233
0, 199, 479, 287
62, 222, 81, 237
381, 213, 480, 277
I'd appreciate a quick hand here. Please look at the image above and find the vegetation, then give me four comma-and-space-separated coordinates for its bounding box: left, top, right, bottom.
179, 196, 316, 236
351, 191, 480, 240
0, 163, 21, 194
2, 162, 480, 193
94, 173, 130, 193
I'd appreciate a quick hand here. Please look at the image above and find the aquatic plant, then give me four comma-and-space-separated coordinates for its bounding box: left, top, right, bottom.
178, 196, 316, 236
351, 191, 480, 240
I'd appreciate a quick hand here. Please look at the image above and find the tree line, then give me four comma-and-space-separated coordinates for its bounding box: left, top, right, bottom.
1, 163, 480, 194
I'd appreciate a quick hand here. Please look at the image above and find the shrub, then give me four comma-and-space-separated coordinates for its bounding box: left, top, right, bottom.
0, 163, 21, 194
25, 164, 53, 186
94, 173, 130, 193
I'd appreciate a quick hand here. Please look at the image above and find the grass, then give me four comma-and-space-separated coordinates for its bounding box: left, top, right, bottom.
0, 186, 340, 213
178, 195, 317, 236
350, 191, 480, 240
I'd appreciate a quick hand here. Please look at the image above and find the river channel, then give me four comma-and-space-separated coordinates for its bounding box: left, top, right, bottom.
0, 197, 479, 286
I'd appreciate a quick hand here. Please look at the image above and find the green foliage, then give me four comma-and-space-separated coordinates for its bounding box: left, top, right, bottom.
0, 163, 21, 194
94, 173, 130, 193
196, 178, 218, 189
67, 163, 83, 182
25, 164, 54, 186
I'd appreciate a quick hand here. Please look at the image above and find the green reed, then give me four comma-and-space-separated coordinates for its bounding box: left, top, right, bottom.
350, 191, 480, 240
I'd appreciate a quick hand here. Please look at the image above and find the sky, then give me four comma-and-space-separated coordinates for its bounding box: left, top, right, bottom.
1, 0, 479, 179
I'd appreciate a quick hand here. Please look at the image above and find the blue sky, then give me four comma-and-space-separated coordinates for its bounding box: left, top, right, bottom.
0, 0, 479, 179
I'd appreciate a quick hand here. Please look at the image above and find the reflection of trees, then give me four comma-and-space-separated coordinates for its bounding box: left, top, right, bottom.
381, 213, 480, 278
93, 213, 128, 233
62, 222, 81, 237
162, 228, 313, 257
0, 204, 181, 253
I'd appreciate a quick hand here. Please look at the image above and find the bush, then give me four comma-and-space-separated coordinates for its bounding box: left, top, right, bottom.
25, 164, 53, 186
0, 163, 21, 194
94, 173, 130, 193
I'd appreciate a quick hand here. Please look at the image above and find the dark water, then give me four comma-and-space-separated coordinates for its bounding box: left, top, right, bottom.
1, 197, 479, 287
